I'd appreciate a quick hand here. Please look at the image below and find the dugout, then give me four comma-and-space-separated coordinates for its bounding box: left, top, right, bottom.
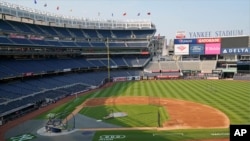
237, 61, 250, 74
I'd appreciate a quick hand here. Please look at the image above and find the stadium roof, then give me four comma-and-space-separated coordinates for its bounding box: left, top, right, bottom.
0, 1, 155, 30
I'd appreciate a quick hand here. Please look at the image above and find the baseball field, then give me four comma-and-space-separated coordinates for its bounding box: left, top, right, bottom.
29, 79, 250, 141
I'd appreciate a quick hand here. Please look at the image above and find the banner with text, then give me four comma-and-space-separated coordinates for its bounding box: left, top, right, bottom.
205, 43, 221, 54
197, 38, 221, 43
189, 44, 205, 55
174, 39, 197, 44
221, 48, 250, 55
174, 44, 189, 55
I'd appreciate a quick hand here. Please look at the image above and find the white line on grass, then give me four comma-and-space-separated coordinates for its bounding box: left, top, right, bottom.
152, 133, 184, 136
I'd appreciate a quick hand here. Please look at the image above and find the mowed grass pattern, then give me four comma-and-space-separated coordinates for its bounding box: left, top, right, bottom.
88, 80, 250, 124
80, 105, 165, 127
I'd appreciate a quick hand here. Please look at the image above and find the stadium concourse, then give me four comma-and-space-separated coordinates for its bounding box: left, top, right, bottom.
0, 1, 249, 141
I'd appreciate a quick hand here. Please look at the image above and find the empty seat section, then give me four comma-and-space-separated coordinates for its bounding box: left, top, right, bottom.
99, 59, 116, 66
68, 28, 86, 38
83, 29, 98, 38
75, 41, 91, 47
112, 30, 132, 38
123, 57, 140, 66
127, 42, 148, 47
0, 36, 13, 44
54, 27, 72, 37
144, 62, 160, 72
133, 30, 155, 39
59, 41, 78, 47
112, 58, 128, 66
87, 59, 105, 67
108, 42, 126, 47
90, 42, 106, 47
46, 40, 63, 47
0, 20, 16, 32
178, 61, 201, 70
7, 20, 35, 34
160, 61, 179, 71
137, 57, 149, 66
9, 38, 33, 45
98, 30, 112, 38
25, 24, 47, 35
38, 25, 59, 36
29, 39, 49, 46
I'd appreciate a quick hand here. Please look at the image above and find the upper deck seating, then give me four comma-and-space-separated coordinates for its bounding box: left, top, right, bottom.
112, 30, 132, 38
83, 29, 98, 38
97, 30, 112, 38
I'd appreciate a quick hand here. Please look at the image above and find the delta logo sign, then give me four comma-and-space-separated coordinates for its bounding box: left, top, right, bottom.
221, 48, 249, 55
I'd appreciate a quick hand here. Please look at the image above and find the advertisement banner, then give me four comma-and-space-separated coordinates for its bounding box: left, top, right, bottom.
113, 77, 127, 82
197, 38, 221, 43
174, 44, 189, 55
189, 44, 205, 55
205, 43, 221, 54
174, 39, 197, 44
221, 48, 250, 55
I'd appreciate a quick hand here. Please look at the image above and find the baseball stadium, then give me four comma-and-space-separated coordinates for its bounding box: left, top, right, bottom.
0, 1, 250, 141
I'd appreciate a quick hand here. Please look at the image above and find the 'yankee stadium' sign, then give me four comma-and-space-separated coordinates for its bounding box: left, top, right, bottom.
188, 29, 244, 38
221, 48, 250, 54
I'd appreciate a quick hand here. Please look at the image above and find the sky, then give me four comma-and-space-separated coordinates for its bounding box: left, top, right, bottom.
1, 0, 250, 39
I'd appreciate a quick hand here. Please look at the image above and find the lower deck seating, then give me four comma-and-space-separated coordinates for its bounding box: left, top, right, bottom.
0, 70, 141, 115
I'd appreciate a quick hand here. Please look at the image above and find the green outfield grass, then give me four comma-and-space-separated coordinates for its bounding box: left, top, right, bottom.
79, 105, 168, 127
35, 80, 250, 141
88, 80, 250, 124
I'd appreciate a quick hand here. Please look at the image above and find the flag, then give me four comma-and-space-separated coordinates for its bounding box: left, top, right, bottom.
34, 0, 37, 4
56, 6, 59, 10
112, 13, 114, 17
137, 13, 140, 16
44, 3, 47, 7
123, 12, 126, 16
70, 9, 72, 12
147, 12, 151, 15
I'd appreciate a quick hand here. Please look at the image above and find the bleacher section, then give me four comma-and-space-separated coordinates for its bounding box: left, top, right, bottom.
144, 62, 160, 72
160, 61, 179, 71
200, 61, 217, 73
178, 61, 200, 70
144, 60, 218, 74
